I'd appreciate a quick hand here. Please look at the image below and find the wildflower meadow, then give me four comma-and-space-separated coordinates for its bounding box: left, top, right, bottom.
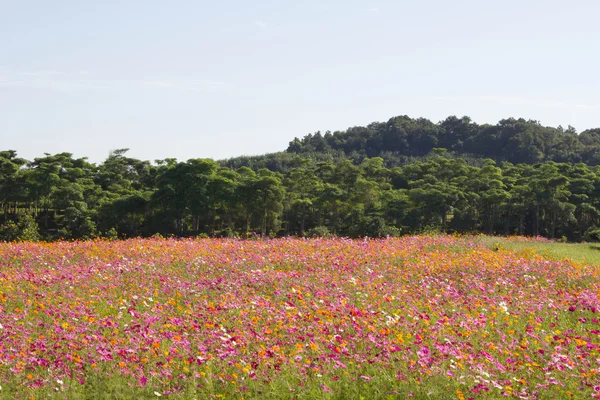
0, 236, 599, 399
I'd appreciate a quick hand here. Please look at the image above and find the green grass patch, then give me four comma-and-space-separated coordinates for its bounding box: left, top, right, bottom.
481, 236, 600, 265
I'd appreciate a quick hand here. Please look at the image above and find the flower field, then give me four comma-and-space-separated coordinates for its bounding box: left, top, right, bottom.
0, 236, 599, 399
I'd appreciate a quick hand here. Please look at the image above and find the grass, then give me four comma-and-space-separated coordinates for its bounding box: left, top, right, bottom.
480, 236, 600, 265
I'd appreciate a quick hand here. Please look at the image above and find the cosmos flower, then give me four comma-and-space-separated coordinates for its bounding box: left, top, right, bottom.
0, 235, 598, 398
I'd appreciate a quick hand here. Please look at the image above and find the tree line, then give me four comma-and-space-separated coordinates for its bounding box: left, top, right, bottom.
2, 143, 600, 241
285, 116, 600, 166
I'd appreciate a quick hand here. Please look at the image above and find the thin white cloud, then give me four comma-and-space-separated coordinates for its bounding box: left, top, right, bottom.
0, 70, 226, 92
0, 75, 110, 91
255, 20, 267, 29
433, 95, 460, 101
141, 79, 226, 91
433, 95, 600, 111
20, 70, 68, 77
365, 7, 380, 13
479, 95, 600, 111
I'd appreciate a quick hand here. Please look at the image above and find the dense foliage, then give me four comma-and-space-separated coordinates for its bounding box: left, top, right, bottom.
285, 116, 600, 166
1, 236, 599, 398
2, 115, 600, 241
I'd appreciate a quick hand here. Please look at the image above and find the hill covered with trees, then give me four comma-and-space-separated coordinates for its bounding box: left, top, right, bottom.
287, 116, 600, 165
2, 115, 600, 241
222, 116, 600, 172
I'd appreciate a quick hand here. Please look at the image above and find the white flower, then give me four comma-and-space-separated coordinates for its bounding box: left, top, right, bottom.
154, 392, 162, 397
56, 379, 64, 385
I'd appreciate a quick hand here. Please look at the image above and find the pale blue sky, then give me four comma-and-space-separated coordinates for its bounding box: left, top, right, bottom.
1, 0, 599, 163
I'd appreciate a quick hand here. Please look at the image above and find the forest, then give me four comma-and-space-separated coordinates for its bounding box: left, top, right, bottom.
2, 115, 600, 241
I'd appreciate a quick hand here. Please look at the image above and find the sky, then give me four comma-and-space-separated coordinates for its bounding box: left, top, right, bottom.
1, 0, 599, 164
